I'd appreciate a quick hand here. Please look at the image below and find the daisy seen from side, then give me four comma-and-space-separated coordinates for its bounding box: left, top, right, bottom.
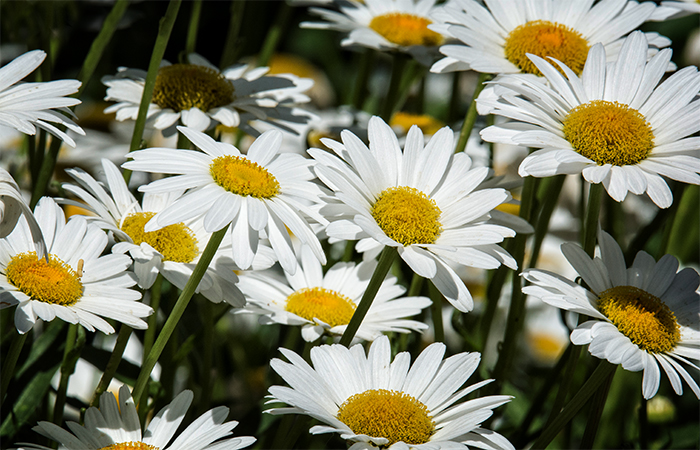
237, 245, 431, 342
310, 116, 517, 312
122, 126, 328, 275
266, 334, 514, 449
0, 49, 84, 146
22, 385, 255, 450
479, 32, 700, 208
522, 229, 700, 399
0, 197, 150, 334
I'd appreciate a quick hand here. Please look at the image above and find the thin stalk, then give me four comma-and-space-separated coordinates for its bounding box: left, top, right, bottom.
545, 345, 582, 428
90, 324, 133, 407
342, 240, 356, 262
123, 0, 181, 186
350, 50, 374, 109
199, 297, 214, 412
428, 282, 444, 343
407, 273, 424, 297
53, 325, 85, 426
447, 72, 460, 123
131, 225, 229, 406
639, 396, 649, 449
0, 332, 28, 406
339, 247, 398, 346
656, 184, 686, 259
142, 274, 163, 359
219, 0, 245, 69
77, 0, 129, 97
531, 361, 617, 450
480, 264, 509, 346
257, 1, 292, 67
528, 175, 566, 269
29, 131, 62, 208
184, 0, 202, 56
380, 53, 409, 121
455, 73, 490, 154
579, 364, 616, 449
583, 183, 604, 257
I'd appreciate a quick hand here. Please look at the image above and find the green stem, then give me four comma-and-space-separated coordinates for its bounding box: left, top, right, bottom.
528, 175, 566, 269
583, 183, 604, 257
199, 296, 214, 412
123, 0, 181, 186
639, 396, 648, 449
407, 273, 424, 297
29, 132, 63, 208
480, 264, 509, 346
447, 72, 460, 123
131, 225, 229, 406
455, 73, 490, 154
184, 0, 202, 56
77, 0, 129, 97
339, 247, 398, 346
579, 364, 616, 449
380, 54, 409, 121
142, 274, 163, 359
342, 240, 356, 262
0, 332, 28, 406
219, 0, 245, 69
53, 324, 85, 426
545, 345, 582, 428
90, 324, 133, 407
656, 184, 686, 259
350, 50, 374, 110
257, 1, 292, 67
531, 361, 617, 450
428, 282, 444, 343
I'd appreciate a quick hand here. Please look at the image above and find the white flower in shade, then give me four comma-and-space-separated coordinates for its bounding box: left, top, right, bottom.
522, 229, 700, 400
430, 0, 673, 75
301, 0, 448, 64
0, 197, 150, 334
267, 335, 514, 449
23, 385, 255, 450
60, 160, 275, 307
310, 116, 517, 312
103, 54, 314, 137
0, 167, 45, 259
122, 126, 328, 275
0, 50, 84, 146
479, 32, 700, 208
238, 245, 431, 342
661, 0, 700, 16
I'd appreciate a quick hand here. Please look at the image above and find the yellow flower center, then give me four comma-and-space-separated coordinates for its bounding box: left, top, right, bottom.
371, 186, 442, 246
563, 100, 654, 166
337, 389, 435, 446
152, 64, 234, 112
504, 20, 589, 76
528, 331, 565, 363
390, 112, 444, 135
5, 252, 83, 306
99, 443, 158, 450
369, 13, 443, 47
597, 285, 680, 353
120, 212, 199, 263
285, 287, 356, 327
210, 155, 280, 198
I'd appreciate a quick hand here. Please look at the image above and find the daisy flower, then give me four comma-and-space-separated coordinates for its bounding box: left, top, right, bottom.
522, 229, 700, 399
310, 116, 517, 312
122, 126, 328, 275
267, 334, 514, 449
0, 167, 45, 258
301, 0, 449, 65
103, 54, 314, 137
237, 245, 431, 342
60, 159, 274, 307
0, 49, 84, 146
430, 0, 672, 75
22, 385, 255, 450
660, 0, 700, 16
0, 197, 150, 334
479, 32, 700, 208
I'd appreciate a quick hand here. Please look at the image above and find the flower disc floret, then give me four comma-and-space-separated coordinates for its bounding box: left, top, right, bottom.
504, 20, 589, 76
336, 389, 435, 446
563, 100, 654, 166
285, 287, 356, 327
371, 186, 442, 246
390, 112, 444, 135
120, 212, 199, 263
152, 64, 234, 112
369, 13, 443, 47
6, 252, 83, 306
99, 443, 158, 450
598, 285, 680, 353
210, 155, 280, 198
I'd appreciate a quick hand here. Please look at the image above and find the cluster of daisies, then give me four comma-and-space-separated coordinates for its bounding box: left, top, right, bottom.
1, 0, 699, 448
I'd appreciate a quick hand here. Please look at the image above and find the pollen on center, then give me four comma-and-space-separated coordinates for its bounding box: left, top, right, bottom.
371, 186, 442, 246
99, 442, 159, 450
337, 389, 435, 445
210, 155, 280, 198
152, 64, 234, 112
504, 20, 589, 76
369, 12, 443, 47
285, 287, 356, 327
5, 252, 83, 306
120, 212, 199, 263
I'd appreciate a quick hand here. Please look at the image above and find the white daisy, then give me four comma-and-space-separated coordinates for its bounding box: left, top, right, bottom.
0, 167, 45, 258
238, 245, 431, 342
22, 385, 255, 450
0, 49, 84, 146
310, 116, 517, 312
660, 0, 700, 16
301, 0, 449, 65
522, 229, 700, 400
0, 197, 150, 334
430, 0, 673, 75
103, 53, 314, 137
122, 126, 328, 275
267, 334, 514, 449
479, 32, 700, 208
60, 159, 276, 307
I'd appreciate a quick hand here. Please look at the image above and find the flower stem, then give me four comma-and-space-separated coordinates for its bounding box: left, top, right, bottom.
455, 73, 490, 154
53, 324, 85, 426
339, 246, 397, 346
0, 331, 28, 406
90, 324, 132, 407
407, 273, 424, 297
639, 395, 649, 449
219, 0, 245, 68
122, 0, 181, 185
184, 0, 202, 56
428, 281, 444, 343
131, 225, 229, 406
380, 53, 409, 121
257, 1, 291, 67
528, 174, 565, 268
350, 50, 375, 109
583, 182, 604, 257
142, 274, 163, 359
579, 364, 616, 449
